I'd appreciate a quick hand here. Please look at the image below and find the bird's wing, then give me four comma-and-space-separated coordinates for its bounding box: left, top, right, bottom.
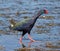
13, 18, 33, 30
15, 18, 31, 26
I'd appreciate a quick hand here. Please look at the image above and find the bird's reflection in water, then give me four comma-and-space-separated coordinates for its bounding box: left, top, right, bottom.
15, 41, 35, 51
21, 41, 33, 48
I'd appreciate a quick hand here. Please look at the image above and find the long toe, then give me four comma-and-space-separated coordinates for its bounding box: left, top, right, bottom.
30, 39, 36, 42
31, 39, 40, 42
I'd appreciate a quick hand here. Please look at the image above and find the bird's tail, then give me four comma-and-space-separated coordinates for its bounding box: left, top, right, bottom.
9, 19, 16, 26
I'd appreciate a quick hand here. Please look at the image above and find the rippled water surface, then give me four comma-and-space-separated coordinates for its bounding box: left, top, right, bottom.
0, 0, 60, 51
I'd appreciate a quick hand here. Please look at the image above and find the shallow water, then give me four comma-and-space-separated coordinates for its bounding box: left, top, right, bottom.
0, 0, 60, 51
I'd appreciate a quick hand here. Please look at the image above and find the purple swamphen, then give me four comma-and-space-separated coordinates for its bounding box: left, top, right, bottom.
9, 9, 48, 43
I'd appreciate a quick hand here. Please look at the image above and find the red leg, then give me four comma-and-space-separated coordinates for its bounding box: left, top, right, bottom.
28, 34, 36, 42
20, 36, 23, 44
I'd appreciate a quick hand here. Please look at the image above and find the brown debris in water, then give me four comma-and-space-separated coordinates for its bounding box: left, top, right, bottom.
16, 12, 20, 16
46, 42, 60, 48
39, 16, 55, 20
45, 23, 56, 27
0, 30, 7, 34
36, 25, 46, 28
15, 48, 44, 51
15, 48, 35, 51
0, 45, 5, 51
36, 29, 50, 34
23, 16, 30, 19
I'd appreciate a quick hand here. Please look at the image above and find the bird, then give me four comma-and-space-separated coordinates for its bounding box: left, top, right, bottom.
9, 9, 48, 43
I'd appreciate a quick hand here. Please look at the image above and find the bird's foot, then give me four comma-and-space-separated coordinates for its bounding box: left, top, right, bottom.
30, 39, 36, 42
30, 39, 40, 42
